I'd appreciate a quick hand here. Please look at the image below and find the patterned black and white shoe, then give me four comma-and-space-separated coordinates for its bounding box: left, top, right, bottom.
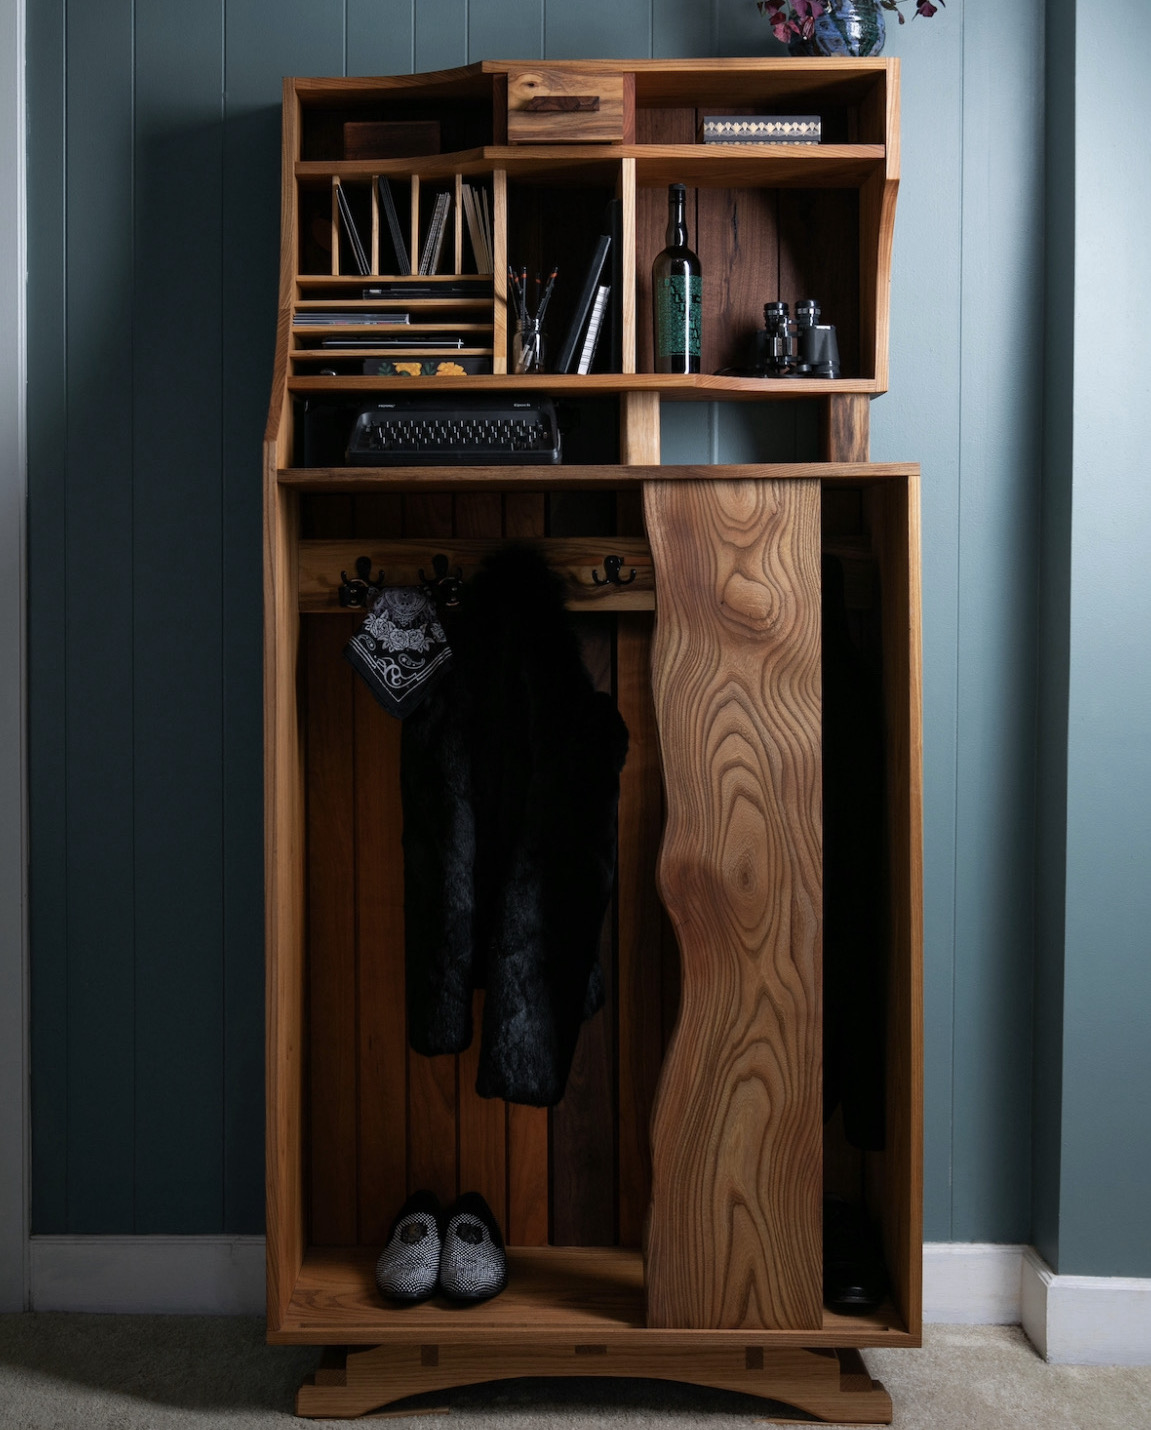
374, 1190, 444, 1303
439, 1191, 508, 1303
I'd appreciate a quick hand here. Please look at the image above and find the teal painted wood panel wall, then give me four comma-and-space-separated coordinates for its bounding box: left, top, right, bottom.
27, 0, 1049, 1251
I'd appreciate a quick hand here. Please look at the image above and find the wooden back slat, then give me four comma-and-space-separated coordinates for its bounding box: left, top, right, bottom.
305, 615, 361, 1244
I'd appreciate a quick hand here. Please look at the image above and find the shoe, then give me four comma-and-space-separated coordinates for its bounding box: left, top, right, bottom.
375, 1190, 443, 1303
823, 1196, 888, 1315
439, 1191, 508, 1302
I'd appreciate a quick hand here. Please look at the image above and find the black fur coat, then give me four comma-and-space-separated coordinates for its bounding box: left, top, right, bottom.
400, 546, 629, 1107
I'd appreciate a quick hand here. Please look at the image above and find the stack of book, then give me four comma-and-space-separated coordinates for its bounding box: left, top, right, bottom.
377, 178, 411, 275
418, 192, 452, 275
293, 310, 410, 327
461, 183, 494, 274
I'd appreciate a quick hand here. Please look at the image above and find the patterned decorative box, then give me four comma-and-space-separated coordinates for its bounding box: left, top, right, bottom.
698, 115, 822, 145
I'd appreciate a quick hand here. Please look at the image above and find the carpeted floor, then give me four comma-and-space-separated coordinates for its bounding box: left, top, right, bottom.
0, 1316, 1148, 1428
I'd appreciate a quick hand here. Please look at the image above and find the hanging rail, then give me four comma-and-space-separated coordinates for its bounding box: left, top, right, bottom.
299, 537, 654, 613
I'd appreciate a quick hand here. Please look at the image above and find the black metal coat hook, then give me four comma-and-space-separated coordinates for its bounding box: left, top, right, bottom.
592, 554, 637, 587
338, 555, 385, 608
420, 552, 464, 608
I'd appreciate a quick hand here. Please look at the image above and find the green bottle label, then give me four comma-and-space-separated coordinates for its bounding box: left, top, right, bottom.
656, 275, 701, 357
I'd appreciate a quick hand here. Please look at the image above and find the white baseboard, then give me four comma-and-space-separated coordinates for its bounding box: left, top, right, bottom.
26, 1237, 1151, 1366
922, 1241, 1025, 1324
30, 1236, 266, 1315
1021, 1246, 1151, 1366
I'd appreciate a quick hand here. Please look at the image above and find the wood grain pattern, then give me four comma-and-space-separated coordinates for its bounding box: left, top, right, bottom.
297, 146, 884, 190
698, 182, 779, 375
821, 394, 871, 463
297, 1340, 893, 1421
280, 462, 918, 493
305, 616, 360, 1244
643, 478, 823, 1331
286, 372, 884, 399
507, 70, 626, 144
492, 171, 508, 373
274, 1245, 910, 1348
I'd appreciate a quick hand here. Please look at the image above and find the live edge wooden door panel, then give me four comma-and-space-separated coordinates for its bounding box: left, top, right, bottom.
644, 476, 824, 1332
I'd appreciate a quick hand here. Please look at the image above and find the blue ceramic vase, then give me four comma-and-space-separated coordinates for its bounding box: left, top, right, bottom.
789, 0, 886, 56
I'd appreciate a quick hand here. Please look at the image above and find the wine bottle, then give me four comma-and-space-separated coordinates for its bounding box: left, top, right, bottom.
651, 182, 702, 374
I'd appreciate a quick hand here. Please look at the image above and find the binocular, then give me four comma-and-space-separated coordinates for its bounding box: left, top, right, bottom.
754, 298, 840, 379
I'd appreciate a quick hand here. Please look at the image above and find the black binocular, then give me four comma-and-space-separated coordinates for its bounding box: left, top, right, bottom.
754, 298, 840, 379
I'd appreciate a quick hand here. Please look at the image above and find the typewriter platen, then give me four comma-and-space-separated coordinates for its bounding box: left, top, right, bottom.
345, 394, 561, 465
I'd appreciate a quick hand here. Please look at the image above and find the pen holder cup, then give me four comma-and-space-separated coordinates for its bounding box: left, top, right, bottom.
513, 318, 546, 374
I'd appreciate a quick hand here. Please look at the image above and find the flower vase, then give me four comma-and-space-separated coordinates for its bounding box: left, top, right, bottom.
789, 0, 886, 56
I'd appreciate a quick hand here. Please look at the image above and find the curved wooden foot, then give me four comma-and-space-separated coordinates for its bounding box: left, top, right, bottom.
295, 1342, 892, 1422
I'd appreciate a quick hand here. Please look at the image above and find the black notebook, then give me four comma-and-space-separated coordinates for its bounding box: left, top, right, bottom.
377, 176, 411, 275
336, 182, 370, 276
554, 233, 611, 375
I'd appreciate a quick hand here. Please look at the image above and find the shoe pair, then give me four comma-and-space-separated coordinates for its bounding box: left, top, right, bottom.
375, 1189, 508, 1304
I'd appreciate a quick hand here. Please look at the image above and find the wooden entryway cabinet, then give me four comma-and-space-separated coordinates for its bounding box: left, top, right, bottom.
264, 58, 922, 1422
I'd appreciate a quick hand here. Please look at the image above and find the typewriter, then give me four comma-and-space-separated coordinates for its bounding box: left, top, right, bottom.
345, 394, 561, 465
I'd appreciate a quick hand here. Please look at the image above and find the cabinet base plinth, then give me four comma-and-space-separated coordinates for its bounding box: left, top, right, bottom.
295, 1342, 893, 1422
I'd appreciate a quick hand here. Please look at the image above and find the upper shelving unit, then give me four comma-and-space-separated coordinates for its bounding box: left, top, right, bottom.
267, 57, 899, 467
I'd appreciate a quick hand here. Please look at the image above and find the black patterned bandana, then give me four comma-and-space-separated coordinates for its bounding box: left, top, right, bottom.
344, 585, 452, 719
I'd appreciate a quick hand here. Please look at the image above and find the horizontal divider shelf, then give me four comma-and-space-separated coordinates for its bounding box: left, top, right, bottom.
296, 144, 886, 189
300, 536, 653, 612
286, 374, 882, 399
270, 1246, 912, 1348
277, 461, 919, 492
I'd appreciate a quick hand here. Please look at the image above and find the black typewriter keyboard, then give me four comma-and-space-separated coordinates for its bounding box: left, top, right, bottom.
346, 395, 561, 465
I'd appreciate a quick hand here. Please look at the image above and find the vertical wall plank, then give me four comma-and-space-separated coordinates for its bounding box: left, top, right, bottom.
347, 0, 415, 77
132, 0, 225, 1234
469, 1, 543, 63
414, 0, 467, 73
222, 0, 346, 1234
26, 0, 68, 1234
63, 0, 137, 1233
545, 2, 651, 58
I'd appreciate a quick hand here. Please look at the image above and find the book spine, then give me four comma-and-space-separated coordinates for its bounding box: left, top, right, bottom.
576, 285, 611, 375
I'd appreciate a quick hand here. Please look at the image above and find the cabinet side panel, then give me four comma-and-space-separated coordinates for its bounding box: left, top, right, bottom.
868, 475, 924, 1339
644, 477, 823, 1331
265, 477, 305, 1326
